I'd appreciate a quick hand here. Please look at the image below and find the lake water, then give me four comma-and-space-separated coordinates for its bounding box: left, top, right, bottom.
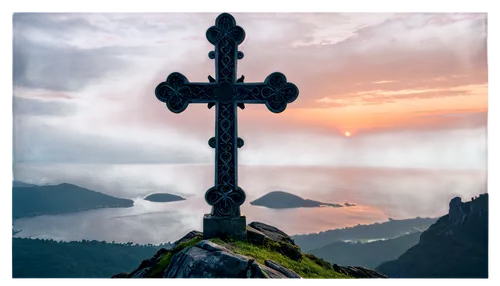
12, 197, 387, 244
13, 164, 487, 244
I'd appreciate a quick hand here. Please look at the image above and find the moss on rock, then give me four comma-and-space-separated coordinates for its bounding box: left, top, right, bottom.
138, 232, 349, 278
148, 233, 203, 278
116, 225, 384, 279
209, 237, 350, 278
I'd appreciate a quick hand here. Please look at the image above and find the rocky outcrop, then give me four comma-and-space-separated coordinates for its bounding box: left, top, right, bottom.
114, 221, 387, 279
376, 194, 488, 278
248, 221, 302, 261
448, 195, 486, 227
131, 267, 151, 278
118, 247, 169, 278
333, 264, 387, 278
265, 260, 301, 278
249, 221, 296, 245
448, 197, 465, 225
173, 230, 202, 246
163, 240, 292, 278
247, 226, 266, 245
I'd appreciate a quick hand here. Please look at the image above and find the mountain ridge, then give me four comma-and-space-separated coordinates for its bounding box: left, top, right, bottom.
13, 181, 38, 188
293, 217, 438, 252
376, 194, 488, 278
308, 231, 422, 269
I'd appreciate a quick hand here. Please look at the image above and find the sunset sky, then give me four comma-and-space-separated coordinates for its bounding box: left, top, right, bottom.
13, 13, 487, 170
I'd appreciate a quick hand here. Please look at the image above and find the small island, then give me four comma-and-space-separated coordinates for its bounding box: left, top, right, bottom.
13, 182, 134, 220
250, 191, 354, 209
144, 193, 186, 203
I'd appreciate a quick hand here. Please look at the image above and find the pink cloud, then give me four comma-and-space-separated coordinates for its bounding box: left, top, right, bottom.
88, 13, 488, 137
13, 13, 488, 168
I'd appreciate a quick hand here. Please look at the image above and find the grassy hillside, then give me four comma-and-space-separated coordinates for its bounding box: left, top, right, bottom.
211, 238, 350, 278
308, 231, 422, 268
12, 237, 171, 278
133, 234, 351, 279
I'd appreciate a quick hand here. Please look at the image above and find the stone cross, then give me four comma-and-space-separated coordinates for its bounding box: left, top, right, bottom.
155, 13, 299, 240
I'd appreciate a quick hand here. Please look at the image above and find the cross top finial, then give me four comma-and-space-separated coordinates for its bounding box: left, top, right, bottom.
205, 13, 247, 84
206, 13, 246, 46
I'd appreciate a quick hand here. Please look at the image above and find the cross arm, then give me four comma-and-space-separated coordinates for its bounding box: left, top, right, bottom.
234, 72, 299, 113
155, 72, 218, 113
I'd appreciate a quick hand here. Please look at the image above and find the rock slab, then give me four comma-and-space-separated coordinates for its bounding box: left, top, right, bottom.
163, 240, 291, 278
249, 221, 296, 245
333, 264, 387, 278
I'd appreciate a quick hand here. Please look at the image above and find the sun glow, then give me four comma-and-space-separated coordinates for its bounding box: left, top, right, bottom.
345, 131, 351, 137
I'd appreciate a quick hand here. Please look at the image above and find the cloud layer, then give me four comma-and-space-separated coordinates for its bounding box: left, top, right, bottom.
13, 13, 487, 169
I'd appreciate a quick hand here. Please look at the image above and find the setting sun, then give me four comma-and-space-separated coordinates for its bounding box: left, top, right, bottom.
345, 131, 351, 137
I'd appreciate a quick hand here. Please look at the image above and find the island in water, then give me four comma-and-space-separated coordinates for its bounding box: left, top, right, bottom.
144, 193, 186, 203
250, 191, 354, 209
12, 181, 134, 220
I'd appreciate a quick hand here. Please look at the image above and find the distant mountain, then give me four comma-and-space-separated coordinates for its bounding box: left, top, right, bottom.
144, 193, 186, 203
250, 191, 347, 209
376, 194, 488, 278
308, 231, 422, 269
13, 181, 38, 188
13, 237, 171, 278
293, 217, 437, 252
13, 183, 134, 220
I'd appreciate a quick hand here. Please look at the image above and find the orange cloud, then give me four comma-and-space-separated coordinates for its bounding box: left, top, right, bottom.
13, 13, 489, 171
69, 13, 488, 142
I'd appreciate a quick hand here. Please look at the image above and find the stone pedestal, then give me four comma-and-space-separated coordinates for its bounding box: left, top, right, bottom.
203, 214, 247, 241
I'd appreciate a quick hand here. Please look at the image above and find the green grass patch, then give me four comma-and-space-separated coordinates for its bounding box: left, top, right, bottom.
148, 235, 351, 278
210, 238, 351, 279
149, 252, 173, 278
149, 235, 203, 278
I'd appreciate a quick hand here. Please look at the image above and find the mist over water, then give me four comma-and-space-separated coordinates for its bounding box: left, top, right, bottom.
12, 197, 387, 244
13, 164, 486, 244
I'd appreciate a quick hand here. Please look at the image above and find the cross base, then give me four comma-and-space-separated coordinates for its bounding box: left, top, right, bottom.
203, 214, 247, 241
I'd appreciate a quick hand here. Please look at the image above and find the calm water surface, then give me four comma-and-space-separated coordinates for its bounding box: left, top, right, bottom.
13, 164, 486, 244
13, 198, 387, 244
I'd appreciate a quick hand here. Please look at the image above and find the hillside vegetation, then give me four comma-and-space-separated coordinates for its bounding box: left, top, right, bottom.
12, 237, 171, 278
211, 238, 350, 278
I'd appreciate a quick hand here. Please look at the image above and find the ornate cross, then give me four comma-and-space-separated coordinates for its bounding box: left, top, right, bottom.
155, 13, 299, 234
